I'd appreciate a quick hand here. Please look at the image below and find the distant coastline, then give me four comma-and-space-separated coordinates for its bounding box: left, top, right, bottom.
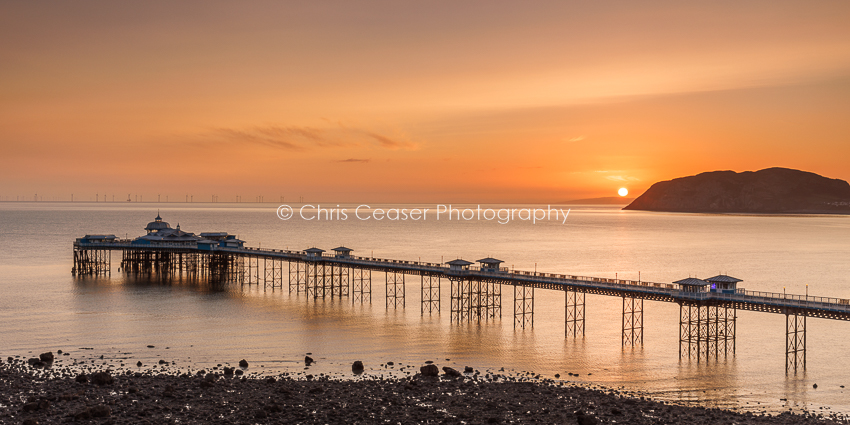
561, 196, 634, 205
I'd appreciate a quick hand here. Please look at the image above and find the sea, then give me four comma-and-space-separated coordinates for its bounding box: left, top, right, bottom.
1, 202, 849, 415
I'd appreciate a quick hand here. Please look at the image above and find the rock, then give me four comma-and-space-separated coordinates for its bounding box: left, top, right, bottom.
555, 374, 560, 378
420, 364, 439, 377
239, 359, 249, 368
813, 383, 818, 389
235, 369, 244, 376
147, 345, 155, 348
75, 373, 88, 383
39, 352, 54, 362
27, 358, 40, 365
576, 411, 599, 425
223, 367, 234, 376
136, 361, 143, 367
387, 361, 394, 366
464, 366, 474, 373
90, 404, 111, 418
22, 401, 40, 412
57, 349, 63, 354
305, 356, 314, 365
625, 167, 850, 214
22, 419, 38, 425
352, 360, 365, 374
90, 371, 114, 385
442, 367, 462, 377
74, 408, 92, 420
6, 356, 12, 363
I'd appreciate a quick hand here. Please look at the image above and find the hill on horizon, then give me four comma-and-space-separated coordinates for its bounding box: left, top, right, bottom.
624, 167, 850, 214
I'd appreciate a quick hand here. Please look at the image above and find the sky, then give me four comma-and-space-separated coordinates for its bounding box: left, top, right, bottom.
2, 1, 850, 203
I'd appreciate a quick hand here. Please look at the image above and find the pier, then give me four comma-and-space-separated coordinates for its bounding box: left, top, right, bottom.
73, 215, 850, 373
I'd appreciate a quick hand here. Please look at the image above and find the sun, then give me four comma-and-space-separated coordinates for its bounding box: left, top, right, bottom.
618, 188, 628, 197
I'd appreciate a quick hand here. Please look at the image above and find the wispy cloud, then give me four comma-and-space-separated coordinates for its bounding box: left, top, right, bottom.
605, 175, 641, 182
205, 124, 416, 152
360, 130, 414, 149
337, 158, 370, 163
564, 135, 586, 142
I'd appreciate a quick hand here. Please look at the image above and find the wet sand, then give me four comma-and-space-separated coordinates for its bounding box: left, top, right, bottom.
2, 353, 846, 425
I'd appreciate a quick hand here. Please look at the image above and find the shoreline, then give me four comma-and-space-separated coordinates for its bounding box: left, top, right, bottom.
2, 354, 847, 424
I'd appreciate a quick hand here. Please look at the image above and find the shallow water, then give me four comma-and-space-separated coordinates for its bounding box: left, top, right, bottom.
1, 202, 849, 414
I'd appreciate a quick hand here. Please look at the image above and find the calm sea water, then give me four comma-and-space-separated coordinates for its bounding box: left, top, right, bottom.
1, 202, 849, 414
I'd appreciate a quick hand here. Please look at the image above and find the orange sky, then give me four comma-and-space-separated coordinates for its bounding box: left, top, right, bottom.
2, 1, 850, 202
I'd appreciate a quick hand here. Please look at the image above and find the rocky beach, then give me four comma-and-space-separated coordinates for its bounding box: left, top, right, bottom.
1, 351, 846, 425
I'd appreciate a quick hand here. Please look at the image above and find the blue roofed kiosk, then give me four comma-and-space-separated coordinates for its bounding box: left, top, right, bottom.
705, 275, 743, 294
674, 277, 711, 293
446, 259, 474, 271
477, 257, 504, 272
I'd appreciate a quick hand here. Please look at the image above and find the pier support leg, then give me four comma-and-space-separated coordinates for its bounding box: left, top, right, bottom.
421, 274, 440, 314
352, 268, 371, 304
680, 302, 704, 361
471, 280, 484, 321
488, 282, 502, 319
710, 305, 736, 358
231, 255, 243, 284
73, 248, 111, 276
264, 258, 283, 290
244, 256, 259, 285
450, 278, 470, 322
386, 271, 405, 309
513, 285, 534, 329
622, 296, 643, 346
289, 261, 306, 293
473, 281, 500, 321
786, 312, 806, 372
307, 262, 329, 299
565, 289, 585, 338
331, 264, 349, 297
679, 303, 736, 361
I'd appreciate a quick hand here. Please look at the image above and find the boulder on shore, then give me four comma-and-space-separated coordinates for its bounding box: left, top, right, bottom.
352, 361, 364, 374
442, 367, 462, 378
90, 371, 114, 386
420, 364, 439, 377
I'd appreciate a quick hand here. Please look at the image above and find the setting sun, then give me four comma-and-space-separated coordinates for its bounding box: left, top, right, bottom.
618, 188, 629, 197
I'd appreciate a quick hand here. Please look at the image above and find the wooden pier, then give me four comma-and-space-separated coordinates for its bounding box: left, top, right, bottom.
72, 218, 850, 373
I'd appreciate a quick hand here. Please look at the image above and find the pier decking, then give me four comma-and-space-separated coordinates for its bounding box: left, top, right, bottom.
73, 216, 850, 373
